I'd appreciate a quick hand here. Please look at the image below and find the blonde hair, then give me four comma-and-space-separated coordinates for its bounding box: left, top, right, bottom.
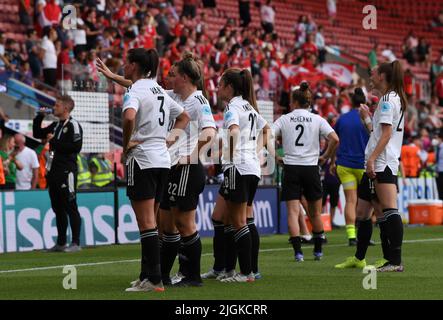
0, 134, 14, 152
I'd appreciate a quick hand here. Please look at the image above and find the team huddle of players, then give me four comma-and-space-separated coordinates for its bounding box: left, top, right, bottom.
96, 48, 407, 292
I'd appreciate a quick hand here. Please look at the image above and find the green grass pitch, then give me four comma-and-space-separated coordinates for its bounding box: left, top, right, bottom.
1, 226, 442, 300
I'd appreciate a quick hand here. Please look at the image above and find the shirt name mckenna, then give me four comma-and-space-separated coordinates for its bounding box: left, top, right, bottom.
290, 116, 312, 122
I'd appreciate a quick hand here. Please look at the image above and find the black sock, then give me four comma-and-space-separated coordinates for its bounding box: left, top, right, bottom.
139, 228, 161, 284
178, 243, 189, 277
234, 225, 252, 275
383, 208, 403, 265
212, 219, 225, 272
181, 231, 202, 282
160, 232, 180, 282
247, 218, 260, 274
312, 230, 325, 254
377, 217, 390, 262
290, 236, 303, 255
355, 218, 373, 260
224, 225, 237, 272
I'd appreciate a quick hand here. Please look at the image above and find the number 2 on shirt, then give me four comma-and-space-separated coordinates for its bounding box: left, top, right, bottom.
248, 113, 257, 141
295, 124, 304, 146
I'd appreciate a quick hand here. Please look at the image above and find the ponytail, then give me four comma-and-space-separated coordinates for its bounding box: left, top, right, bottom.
176, 51, 209, 99
378, 60, 407, 111
291, 82, 312, 109
240, 69, 258, 111
352, 87, 366, 108
127, 48, 159, 78
196, 60, 209, 100
221, 68, 259, 113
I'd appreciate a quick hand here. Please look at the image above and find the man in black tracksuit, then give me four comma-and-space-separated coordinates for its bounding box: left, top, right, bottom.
33, 95, 83, 252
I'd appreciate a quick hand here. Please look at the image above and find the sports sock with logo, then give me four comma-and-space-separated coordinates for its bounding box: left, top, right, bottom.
234, 225, 252, 276
160, 232, 181, 282
247, 217, 260, 273
140, 228, 161, 284
181, 231, 202, 282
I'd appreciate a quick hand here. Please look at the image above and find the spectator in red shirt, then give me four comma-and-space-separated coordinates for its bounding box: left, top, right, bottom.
174, 15, 186, 37
159, 48, 172, 84
302, 34, 318, 59
404, 69, 415, 97
170, 37, 182, 63
38, 0, 62, 28
321, 92, 338, 118
56, 40, 73, 92
140, 17, 158, 50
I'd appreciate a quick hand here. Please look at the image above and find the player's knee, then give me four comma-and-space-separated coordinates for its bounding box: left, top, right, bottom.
356, 207, 372, 220
212, 207, 225, 221
231, 218, 246, 230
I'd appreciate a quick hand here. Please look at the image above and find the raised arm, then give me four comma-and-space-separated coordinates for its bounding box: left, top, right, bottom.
33, 113, 57, 139
96, 58, 133, 88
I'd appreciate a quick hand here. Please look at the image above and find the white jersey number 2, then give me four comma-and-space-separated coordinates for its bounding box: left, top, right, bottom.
295, 124, 304, 146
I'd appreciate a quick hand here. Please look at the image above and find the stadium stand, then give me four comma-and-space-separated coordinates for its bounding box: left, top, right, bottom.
0, 0, 441, 187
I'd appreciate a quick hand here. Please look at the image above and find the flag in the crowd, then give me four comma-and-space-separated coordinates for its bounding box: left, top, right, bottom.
317, 62, 353, 86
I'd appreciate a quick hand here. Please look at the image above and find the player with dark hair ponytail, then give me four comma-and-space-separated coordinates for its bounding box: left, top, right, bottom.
214, 68, 270, 282
330, 88, 372, 247
271, 82, 339, 262
158, 53, 217, 287
336, 60, 406, 272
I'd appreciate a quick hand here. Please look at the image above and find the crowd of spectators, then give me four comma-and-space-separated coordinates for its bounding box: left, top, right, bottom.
0, 0, 442, 186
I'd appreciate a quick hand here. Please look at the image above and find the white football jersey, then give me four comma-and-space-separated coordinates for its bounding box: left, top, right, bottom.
365, 91, 404, 174
167, 90, 216, 165
272, 108, 335, 166
122, 79, 184, 169
222, 96, 267, 177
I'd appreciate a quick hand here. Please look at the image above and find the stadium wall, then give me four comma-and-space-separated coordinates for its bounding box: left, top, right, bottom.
0, 179, 439, 253
0, 185, 278, 253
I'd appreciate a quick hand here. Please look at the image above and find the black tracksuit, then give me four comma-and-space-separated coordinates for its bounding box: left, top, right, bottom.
33, 114, 83, 246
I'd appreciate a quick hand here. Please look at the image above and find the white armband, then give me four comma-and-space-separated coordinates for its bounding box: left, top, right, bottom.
364, 117, 372, 125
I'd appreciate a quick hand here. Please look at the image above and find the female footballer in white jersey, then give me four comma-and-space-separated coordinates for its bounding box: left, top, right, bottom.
201, 134, 264, 281
158, 54, 217, 287
272, 82, 339, 262
114, 48, 190, 292
217, 68, 270, 283
98, 54, 217, 286
336, 61, 407, 272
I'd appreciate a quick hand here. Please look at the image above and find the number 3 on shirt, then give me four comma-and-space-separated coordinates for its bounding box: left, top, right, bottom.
158, 96, 165, 126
